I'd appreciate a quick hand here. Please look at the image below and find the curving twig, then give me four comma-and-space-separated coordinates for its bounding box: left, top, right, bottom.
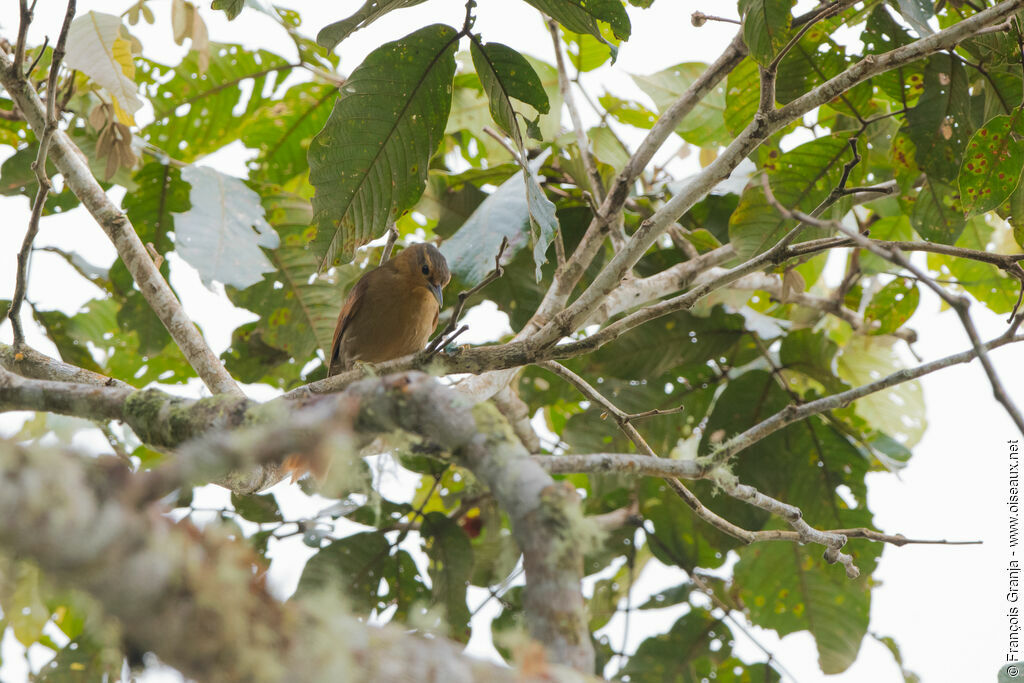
7, 0, 75, 347
424, 236, 509, 357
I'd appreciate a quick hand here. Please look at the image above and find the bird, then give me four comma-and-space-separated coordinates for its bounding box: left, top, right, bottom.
328, 242, 451, 376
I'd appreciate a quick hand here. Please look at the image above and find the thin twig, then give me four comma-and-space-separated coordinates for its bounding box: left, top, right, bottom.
760, 176, 1024, 436
424, 237, 509, 356
8, 0, 76, 347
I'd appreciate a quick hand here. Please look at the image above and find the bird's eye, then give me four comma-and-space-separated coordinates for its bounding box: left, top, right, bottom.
421, 265, 430, 275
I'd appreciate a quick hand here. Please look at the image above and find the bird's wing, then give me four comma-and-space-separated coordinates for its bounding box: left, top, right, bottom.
329, 275, 370, 375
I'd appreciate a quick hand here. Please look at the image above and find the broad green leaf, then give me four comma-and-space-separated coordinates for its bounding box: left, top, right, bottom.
173, 166, 279, 289
837, 335, 926, 447
910, 177, 965, 244
229, 193, 363, 361
309, 24, 458, 267
440, 156, 547, 286
959, 111, 1024, 217
779, 328, 847, 394
523, 0, 631, 59
895, 0, 934, 37
735, 533, 871, 674
599, 93, 657, 129
864, 278, 919, 335
231, 491, 283, 523
561, 26, 616, 72
730, 136, 854, 259
927, 215, 1022, 315
316, 0, 427, 50
739, 0, 794, 66
776, 29, 872, 119
633, 62, 729, 147
862, 6, 924, 108
904, 55, 973, 184
621, 608, 782, 682
295, 531, 391, 616
241, 81, 337, 184
139, 44, 293, 162
860, 215, 913, 274
420, 512, 473, 640
0, 142, 79, 214
65, 12, 142, 124
446, 55, 562, 158
470, 39, 549, 151
724, 57, 759, 136
34, 299, 194, 386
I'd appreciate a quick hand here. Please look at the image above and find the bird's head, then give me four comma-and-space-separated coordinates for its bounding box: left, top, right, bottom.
392, 242, 451, 307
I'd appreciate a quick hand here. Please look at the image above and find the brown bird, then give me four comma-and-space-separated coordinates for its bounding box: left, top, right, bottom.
328, 243, 451, 376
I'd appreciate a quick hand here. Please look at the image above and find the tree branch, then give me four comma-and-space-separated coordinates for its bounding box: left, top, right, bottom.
532, 0, 1024, 348
0, 437, 592, 683
0, 49, 242, 397
7, 0, 75, 346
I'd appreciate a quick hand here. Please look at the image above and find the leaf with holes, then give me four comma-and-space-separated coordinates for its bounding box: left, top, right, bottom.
308, 24, 457, 267
958, 111, 1024, 218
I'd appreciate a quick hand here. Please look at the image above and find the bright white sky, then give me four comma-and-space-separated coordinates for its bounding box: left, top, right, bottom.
1, 2, 1022, 682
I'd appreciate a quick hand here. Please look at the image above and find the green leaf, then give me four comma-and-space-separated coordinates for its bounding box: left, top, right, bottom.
633, 62, 729, 147
910, 177, 966, 244
316, 0, 427, 50
470, 39, 549, 151
599, 93, 657, 129
139, 44, 293, 162
927, 215, 1022, 315
724, 57, 759, 136
959, 111, 1024, 217
420, 512, 473, 640
621, 607, 782, 682
211, 0, 244, 20
735, 534, 870, 674
637, 582, 693, 610
739, 0, 794, 66
730, 136, 854, 259
173, 166, 280, 289
837, 336, 926, 447
241, 81, 337, 184
779, 328, 847, 393
308, 24, 458, 267
862, 6, 924, 108
229, 193, 363, 361
527, 167, 560, 282
864, 277, 919, 335
440, 157, 550, 286
231, 491, 283, 523
523, 0, 631, 59
295, 531, 391, 616
895, 0, 934, 37
904, 55, 973, 184
561, 26, 615, 72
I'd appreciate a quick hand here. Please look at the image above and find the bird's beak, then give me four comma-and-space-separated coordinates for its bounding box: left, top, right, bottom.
430, 282, 443, 308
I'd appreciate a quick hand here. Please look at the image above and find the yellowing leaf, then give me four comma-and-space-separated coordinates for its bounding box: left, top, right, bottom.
65, 12, 142, 125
